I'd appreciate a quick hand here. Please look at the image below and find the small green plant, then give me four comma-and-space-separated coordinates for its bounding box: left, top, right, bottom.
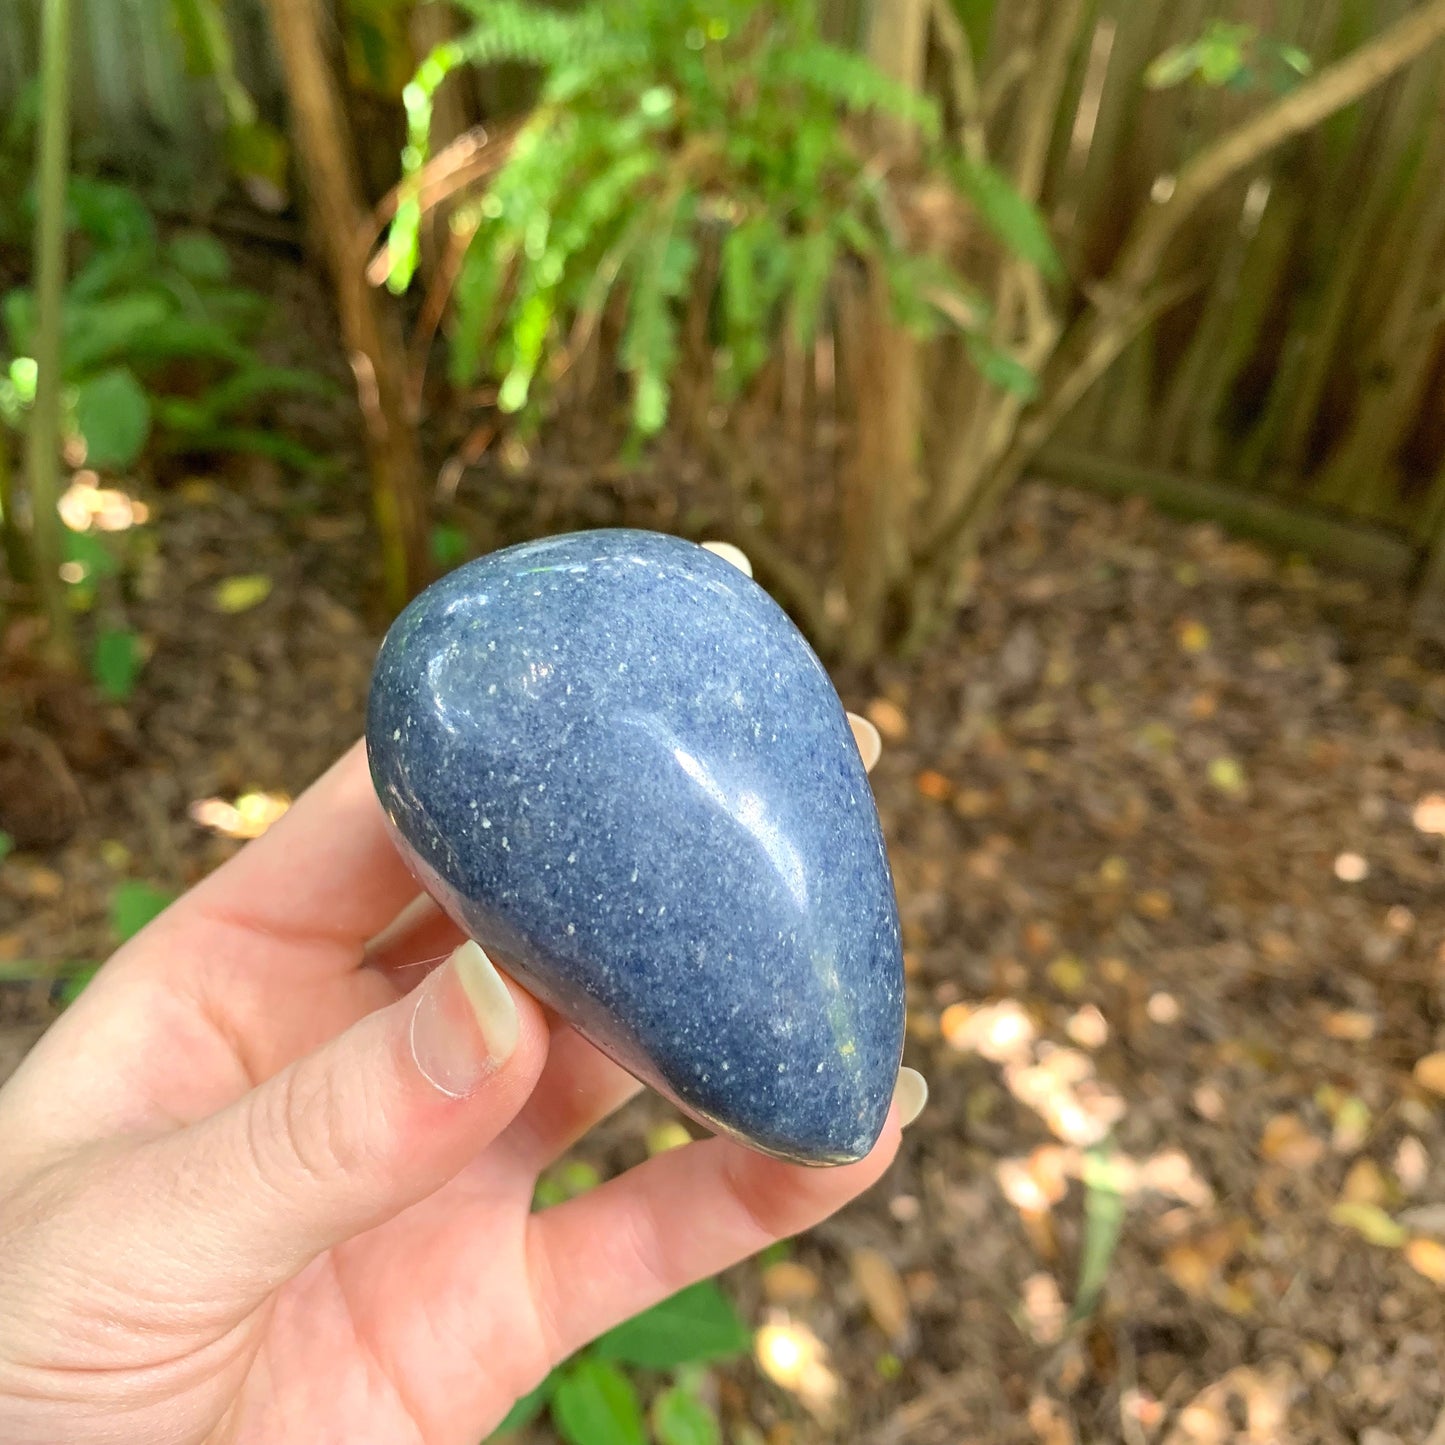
2, 179, 330, 476
1146, 22, 1311, 94
109, 878, 176, 942
387, 0, 1054, 441
491, 1280, 749, 1444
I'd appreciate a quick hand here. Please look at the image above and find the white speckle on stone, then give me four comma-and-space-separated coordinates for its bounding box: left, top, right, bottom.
816, 1062, 824, 1072
658, 905, 666, 916
777, 1063, 786, 1073
618, 662, 627, 673
392, 728, 400, 741
630, 869, 638, 884
488, 641, 496, 651
567, 852, 577, 864
469, 800, 478, 811
501, 836, 510, 850
481, 818, 491, 829
488, 683, 496, 695
566, 923, 575, 935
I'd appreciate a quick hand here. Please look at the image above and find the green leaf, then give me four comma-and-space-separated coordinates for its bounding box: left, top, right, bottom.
1144, 41, 1202, 89
965, 334, 1038, 399
212, 574, 273, 613
594, 1282, 750, 1369
8, 356, 37, 405
551, 1359, 646, 1445
652, 1385, 721, 1445
1330, 1201, 1407, 1249
954, 161, 1062, 282
166, 231, 232, 284
91, 626, 144, 701
73, 367, 152, 469
63, 527, 120, 580
487, 1373, 556, 1438
110, 880, 175, 942
67, 178, 156, 249
430, 523, 470, 570
58, 964, 100, 1005
1072, 1146, 1128, 1321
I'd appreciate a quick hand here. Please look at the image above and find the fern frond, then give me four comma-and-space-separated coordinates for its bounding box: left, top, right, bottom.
448, 0, 602, 69
621, 190, 699, 436
788, 225, 837, 348
764, 41, 940, 139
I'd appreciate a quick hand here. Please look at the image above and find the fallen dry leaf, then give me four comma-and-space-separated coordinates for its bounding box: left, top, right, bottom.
1412, 793, 1445, 836
864, 698, 908, 743
1395, 1137, 1429, 1195
1404, 1237, 1445, 1286
1021, 1272, 1066, 1344
1260, 1113, 1325, 1170
1340, 1158, 1388, 1207
762, 1261, 821, 1304
1329, 1201, 1406, 1249
850, 1247, 911, 1344
1322, 1010, 1376, 1041
1027, 1394, 1076, 1445
1413, 1052, 1445, 1096
915, 769, 953, 802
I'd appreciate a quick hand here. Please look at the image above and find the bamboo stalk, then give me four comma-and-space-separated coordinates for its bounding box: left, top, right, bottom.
25, 0, 75, 664
1150, 178, 1256, 469
1183, 180, 1301, 477
1106, 0, 1445, 306
1314, 100, 1445, 520
261, 0, 428, 611
921, 0, 1445, 579
1259, 53, 1438, 483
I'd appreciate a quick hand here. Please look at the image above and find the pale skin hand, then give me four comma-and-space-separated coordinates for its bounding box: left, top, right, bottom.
0, 716, 918, 1445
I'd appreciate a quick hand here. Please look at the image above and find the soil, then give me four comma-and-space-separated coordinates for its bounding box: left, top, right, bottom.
3, 255, 1445, 1445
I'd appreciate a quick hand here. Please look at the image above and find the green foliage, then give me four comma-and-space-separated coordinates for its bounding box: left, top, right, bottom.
170, 0, 290, 209
1, 179, 330, 475
91, 625, 144, 701
651, 1383, 721, 1445
1072, 1145, 1128, 1322
1147, 22, 1311, 95
488, 1282, 745, 1443
552, 1359, 648, 1445
0, 957, 100, 1006
429, 522, 470, 570
109, 879, 176, 942
0, 830, 12, 864
74, 368, 151, 469
389, 0, 1053, 440
594, 1282, 751, 1369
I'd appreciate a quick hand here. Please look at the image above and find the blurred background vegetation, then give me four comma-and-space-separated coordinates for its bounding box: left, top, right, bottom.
4, 2, 1445, 1443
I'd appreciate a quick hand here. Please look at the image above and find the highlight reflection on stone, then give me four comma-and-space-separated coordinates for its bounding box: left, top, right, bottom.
367, 529, 904, 1164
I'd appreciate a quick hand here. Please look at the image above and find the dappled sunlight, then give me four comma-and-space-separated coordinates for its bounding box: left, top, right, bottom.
754, 1314, 840, 1418
58, 473, 149, 533
188, 791, 292, 841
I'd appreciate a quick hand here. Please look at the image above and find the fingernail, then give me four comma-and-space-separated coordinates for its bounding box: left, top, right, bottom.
701, 540, 753, 577
848, 712, 882, 773
892, 1067, 928, 1128
410, 940, 519, 1097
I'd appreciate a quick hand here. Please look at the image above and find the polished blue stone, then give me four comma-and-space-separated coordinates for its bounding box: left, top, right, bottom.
366, 529, 904, 1164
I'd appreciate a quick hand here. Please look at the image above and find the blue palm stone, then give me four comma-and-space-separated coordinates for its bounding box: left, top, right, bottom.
366, 529, 904, 1164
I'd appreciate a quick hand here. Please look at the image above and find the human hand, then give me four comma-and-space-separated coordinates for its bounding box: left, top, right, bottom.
0, 726, 921, 1444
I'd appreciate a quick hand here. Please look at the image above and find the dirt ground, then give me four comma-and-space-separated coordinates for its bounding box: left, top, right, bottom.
3, 259, 1445, 1444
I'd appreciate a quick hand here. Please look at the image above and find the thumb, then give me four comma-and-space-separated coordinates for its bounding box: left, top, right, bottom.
135, 941, 549, 1306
